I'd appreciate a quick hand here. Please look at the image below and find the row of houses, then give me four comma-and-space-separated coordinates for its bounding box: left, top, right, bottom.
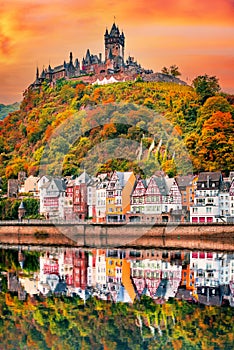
7, 170, 234, 223
7, 248, 234, 306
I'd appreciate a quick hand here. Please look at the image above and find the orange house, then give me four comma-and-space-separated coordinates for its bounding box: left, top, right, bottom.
106, 171, 136, 222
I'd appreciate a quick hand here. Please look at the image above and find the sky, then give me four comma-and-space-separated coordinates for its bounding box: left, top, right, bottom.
0, 0, 234, 104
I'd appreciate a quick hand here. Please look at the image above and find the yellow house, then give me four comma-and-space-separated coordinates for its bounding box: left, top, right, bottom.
106, 171, 136, 223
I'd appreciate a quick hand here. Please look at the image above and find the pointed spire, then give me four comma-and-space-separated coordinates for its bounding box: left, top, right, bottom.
75, 58, 79, 68
110, 22, 117, 36
105, 28, 109, 36
36, 67, 39, 79
40, 68, 46, 79
69, 51, 73, 63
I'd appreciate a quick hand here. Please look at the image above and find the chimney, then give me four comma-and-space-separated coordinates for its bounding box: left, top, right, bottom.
207, 175, 210, 188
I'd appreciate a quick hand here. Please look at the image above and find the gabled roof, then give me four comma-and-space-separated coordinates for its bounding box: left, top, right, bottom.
176, 175, 194, 189
154, 176, 168, 196
53, 64, 66, 73
198, 171, 222, 182
50, 178, 66, 191
116, 171, 133, 188
164, 177, 175, 193
40, 177, 66, 191
75, 171, 92, 185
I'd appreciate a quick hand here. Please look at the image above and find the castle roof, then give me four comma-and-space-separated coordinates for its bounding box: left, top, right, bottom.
110, 22, 118, 35
52, 64, 66, 73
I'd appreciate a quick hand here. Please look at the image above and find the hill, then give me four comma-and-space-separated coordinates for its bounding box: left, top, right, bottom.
0, 79, 233, 180
0, 102, 20, 120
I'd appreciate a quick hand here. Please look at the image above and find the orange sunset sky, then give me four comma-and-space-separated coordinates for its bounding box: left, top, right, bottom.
0, 0, 234, 104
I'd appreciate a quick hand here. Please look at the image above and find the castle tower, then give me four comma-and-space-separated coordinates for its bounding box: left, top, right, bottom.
104, 23, 125, 62
18, 201, 26, 221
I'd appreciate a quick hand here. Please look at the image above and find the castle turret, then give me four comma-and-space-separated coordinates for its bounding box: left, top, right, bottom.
40, 68, 46, 79
69, 52, 73, 64
104, 22, 125, 62
18, 201, 26, 221
75, 58, 79, 69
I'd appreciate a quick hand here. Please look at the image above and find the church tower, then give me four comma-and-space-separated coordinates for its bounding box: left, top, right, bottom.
104, 23, 125, 62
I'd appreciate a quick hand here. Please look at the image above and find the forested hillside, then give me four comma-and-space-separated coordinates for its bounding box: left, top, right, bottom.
0, 102, 20, 120
0, 79, 233, 180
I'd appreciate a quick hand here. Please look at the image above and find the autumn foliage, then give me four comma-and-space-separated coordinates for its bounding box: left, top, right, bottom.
0, 79, 233, 179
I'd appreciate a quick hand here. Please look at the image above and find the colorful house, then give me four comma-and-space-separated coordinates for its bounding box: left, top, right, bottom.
106, 171, 136, 222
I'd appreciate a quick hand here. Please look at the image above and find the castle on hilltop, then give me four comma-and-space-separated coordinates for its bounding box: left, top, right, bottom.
32, 22, 153, 87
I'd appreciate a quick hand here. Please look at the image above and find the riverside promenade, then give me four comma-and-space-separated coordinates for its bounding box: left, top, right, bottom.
0, 221, 234, 251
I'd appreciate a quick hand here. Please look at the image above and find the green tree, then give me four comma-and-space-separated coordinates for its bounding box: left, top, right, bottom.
161, 65, 181, 77
169, 65, 181, 77
192, 74, 221, 103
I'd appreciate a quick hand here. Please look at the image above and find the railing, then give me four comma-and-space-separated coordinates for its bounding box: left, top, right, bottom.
0, 219, 233, 226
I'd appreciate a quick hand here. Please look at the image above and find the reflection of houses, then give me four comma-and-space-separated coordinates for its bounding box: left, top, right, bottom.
156, 262, 182, 301
131, 259, 162, 298
19, 274, 39, 296
95, 249, 107, 288
87, 251, 96, 287
105, 249, 136, 303
8, 247, 234, 307
7, 272, 26, 300
73, 250, 88, 289
105, 250, 124, 301
197, 286, 222, 306
39, 251, 64, 295
131, 258, 182, 301
189, 251, 221, 299
63, 250, 74, 285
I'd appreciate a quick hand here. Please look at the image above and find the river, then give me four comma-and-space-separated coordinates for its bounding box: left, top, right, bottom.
0, 245, 233, 349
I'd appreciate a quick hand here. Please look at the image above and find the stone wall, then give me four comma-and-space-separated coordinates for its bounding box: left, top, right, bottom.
0, 223, 233, 250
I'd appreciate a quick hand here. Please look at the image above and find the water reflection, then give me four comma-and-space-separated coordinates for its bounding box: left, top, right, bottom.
0, 246, 234, 349
1, 247, 234, 307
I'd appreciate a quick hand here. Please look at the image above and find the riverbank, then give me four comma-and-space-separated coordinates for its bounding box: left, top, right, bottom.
0, 222, 233, 250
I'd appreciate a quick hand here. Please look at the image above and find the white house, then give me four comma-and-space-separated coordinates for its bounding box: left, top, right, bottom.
190, 172, 222, 223
40, 177, 66, 219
